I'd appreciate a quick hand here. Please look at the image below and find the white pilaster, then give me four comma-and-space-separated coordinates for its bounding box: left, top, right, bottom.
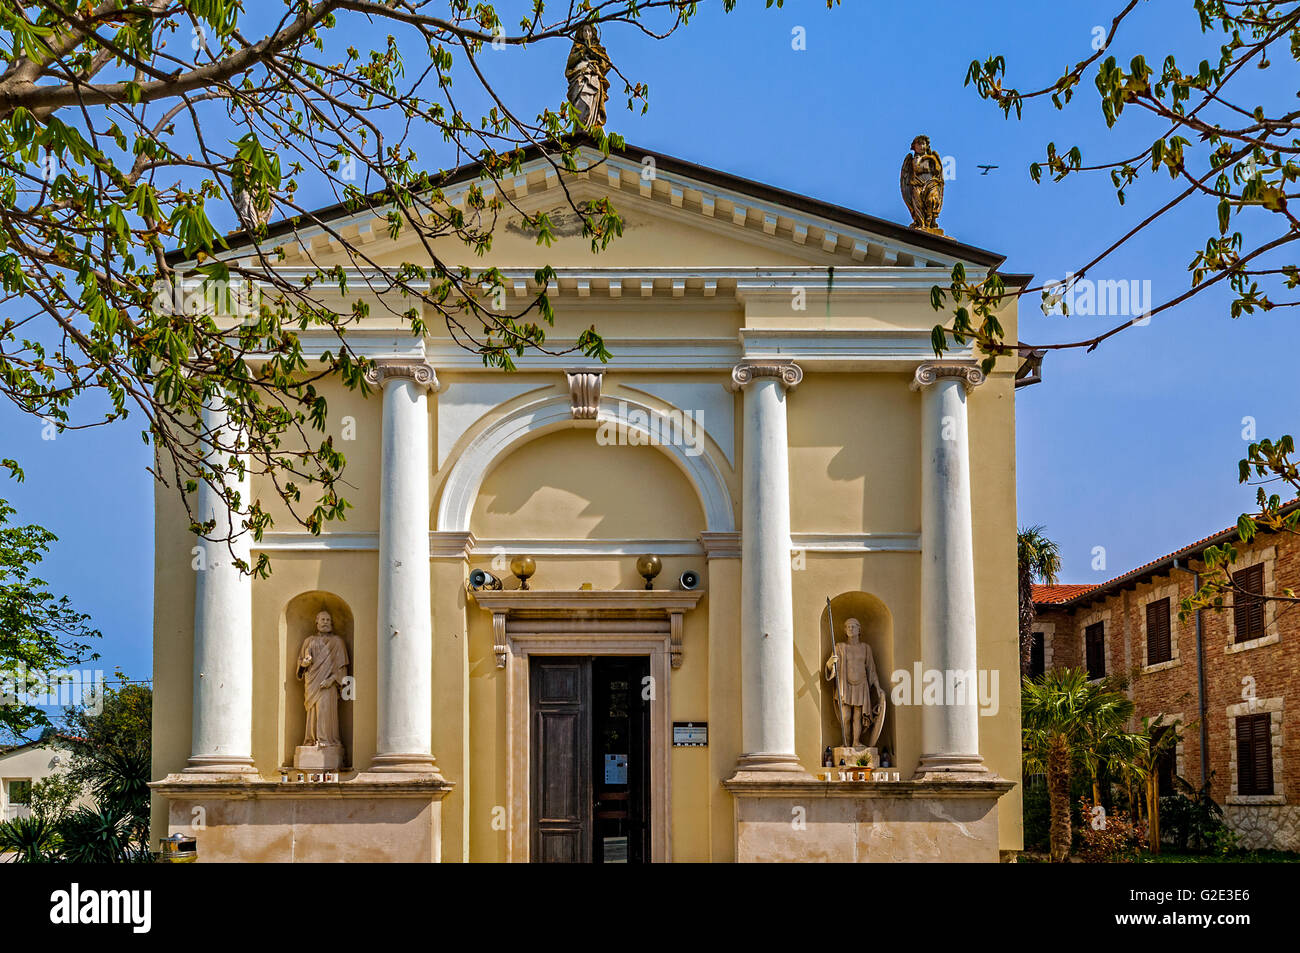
186, 394, 256, 775
367, 359, 442, 776
912, 363, 988, 777
731, 360, 806, 776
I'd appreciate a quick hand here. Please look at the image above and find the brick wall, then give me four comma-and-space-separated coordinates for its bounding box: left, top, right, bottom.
1032, 529, 1300, 851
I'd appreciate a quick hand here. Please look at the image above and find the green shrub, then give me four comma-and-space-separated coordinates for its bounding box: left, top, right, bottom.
1159, 780, 1232, 853
1077, 798, 1147, 862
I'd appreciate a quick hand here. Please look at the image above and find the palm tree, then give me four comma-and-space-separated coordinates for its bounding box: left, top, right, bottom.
1022, 668, 1142, 862
1018, 525, 1063, 674
1132, 715, 1183, 856
1082, 711, 1147, 810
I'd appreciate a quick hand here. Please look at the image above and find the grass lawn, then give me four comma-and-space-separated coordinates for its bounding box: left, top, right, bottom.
1136, 849, 1300, 863
1018, 848, 1300, 862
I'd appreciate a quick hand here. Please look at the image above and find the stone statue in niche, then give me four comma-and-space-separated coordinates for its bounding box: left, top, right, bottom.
824, 616, 886, 767
565, 22, 611, 130
295, 609, 349, 771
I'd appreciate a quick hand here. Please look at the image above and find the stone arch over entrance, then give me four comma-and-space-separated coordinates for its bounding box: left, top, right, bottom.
820, 591, 896, 764
436, 393, 736, 533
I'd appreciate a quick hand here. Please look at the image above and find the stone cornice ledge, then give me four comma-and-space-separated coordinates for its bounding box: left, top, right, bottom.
723, 777, 1015, 799
150, 776, 454, 799
471, 588, 703, 617
699, 531, 742, 559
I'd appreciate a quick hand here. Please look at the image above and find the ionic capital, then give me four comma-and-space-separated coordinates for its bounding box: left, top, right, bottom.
730, 360, 804, 391
910, 362, 985, 392
364, 358, 438, 391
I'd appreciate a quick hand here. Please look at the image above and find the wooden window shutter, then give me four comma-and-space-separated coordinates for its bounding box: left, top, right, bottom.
1029, 632, 1045, 677
1232, 564, 1265, 643
1085, 622, 1105, 679
1236, 713, 1274, 797
1146, 598, 1171, 665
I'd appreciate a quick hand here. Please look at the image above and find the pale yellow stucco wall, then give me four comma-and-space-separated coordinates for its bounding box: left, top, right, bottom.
149, 172, 1024, 859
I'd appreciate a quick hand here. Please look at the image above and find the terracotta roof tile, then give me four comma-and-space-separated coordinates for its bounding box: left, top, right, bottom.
1030, 500, 1299, 609
1031, 584, 1097, 604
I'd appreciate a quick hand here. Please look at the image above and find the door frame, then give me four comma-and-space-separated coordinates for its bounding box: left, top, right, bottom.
506, 625, 672, 863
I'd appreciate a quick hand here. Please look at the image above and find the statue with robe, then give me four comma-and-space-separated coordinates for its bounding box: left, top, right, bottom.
295, 609, 349, 770
900, 134, 945, 232
824, 617, 886, 758
565, 22, 611, 130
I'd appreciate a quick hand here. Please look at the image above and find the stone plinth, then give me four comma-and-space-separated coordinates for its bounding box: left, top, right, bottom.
150, 775, 454, 862
724, 775, 1014, 863
831, 745, 877, 769
294, 744, 344, 771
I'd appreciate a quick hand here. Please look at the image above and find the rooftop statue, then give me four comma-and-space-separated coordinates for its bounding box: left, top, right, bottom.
566, 22, 611, 130
901, 134, 945, 233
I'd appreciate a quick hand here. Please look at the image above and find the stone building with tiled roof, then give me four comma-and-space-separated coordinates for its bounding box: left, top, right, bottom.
1031, 514, 1300, 851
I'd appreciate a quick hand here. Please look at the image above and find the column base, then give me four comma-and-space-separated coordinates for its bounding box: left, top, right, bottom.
183, 755, 258, 777
728, 751, 810, 782
364, 752, 445, 779
913, 752, 990, 780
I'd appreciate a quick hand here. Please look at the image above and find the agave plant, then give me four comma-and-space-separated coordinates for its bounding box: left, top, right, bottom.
56, 746, 154, 862
57, 806, 132, 863
0, 813, 61, 863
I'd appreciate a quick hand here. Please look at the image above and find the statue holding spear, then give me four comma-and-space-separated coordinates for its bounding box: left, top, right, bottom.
824, 597, 886, 755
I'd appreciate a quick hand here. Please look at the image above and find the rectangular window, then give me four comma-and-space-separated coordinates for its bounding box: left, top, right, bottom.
1235, 713, 1274, 796
6, 779, 31, 806
1085, 622, 1106, 679
1146, 598, 1172, 665
1029, 632, 1045, 678
1232, 563, 1266, 643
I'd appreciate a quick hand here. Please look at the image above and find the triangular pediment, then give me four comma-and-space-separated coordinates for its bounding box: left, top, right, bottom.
195, 144, 1006, 276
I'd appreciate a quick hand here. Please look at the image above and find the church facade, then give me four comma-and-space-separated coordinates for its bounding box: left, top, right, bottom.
150, 142, 1026, 862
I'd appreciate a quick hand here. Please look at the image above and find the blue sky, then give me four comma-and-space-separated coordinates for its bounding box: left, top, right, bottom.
2, 0, 1294, 683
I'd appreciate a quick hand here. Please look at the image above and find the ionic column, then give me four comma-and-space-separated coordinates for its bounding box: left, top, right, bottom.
911, 362, 988, 777
367, 359, 442, 776
731, 360, 805, 775
186, 394, 256, 775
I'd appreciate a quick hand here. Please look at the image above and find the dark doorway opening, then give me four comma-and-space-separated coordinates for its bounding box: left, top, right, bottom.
530, 656, 650, 863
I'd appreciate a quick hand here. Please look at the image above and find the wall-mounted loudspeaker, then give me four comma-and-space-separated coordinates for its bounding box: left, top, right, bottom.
468, 568, 502, 591
679, 570, 700, 591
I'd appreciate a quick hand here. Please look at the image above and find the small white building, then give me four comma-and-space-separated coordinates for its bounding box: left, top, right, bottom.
0, 740, 77, 821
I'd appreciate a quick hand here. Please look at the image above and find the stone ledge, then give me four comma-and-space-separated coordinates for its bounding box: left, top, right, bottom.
1226, 794, 1286, 807
151, 774, 455, 800
723, 776, 1015, 799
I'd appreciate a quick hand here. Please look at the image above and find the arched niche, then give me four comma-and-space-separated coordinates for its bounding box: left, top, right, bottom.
819, 592, 895, 764
281, 591, 355, 769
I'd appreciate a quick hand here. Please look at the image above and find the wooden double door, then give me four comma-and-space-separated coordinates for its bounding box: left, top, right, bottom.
530, 656, 651, 863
